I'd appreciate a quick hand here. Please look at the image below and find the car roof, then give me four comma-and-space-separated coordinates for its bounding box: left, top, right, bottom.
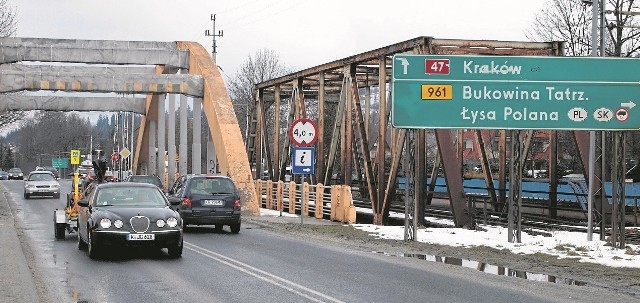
184, 174, 232, 180
29, 170, 54, 175
95, 182, 159, 190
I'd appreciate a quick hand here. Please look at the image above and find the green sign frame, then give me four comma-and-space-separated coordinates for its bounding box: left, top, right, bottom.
392, 54, 640, 130
52, 158, 69, 169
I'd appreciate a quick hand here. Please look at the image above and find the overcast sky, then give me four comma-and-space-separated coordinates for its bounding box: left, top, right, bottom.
13, 0, 548, 79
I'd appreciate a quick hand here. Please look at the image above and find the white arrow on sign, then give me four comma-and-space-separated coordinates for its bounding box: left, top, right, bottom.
621, 101, 636, 109
395, 57, 409, 75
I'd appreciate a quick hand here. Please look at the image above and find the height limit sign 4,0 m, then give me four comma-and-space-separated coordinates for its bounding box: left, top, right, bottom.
289, 117, 318, 147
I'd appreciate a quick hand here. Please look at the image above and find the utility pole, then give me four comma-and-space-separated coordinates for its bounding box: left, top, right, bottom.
205, 14, 224, 62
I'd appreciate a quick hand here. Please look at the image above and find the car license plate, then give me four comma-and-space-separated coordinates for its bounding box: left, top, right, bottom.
127, 234, 155, 240
203, 200, 224, 206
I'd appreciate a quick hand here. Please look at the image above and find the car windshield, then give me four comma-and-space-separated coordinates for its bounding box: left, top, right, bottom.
129, 176, 162, 188
29, 173, 55, 181
189, 178, 236, 195
9, 168, 21, 173
95, 187, 167, 207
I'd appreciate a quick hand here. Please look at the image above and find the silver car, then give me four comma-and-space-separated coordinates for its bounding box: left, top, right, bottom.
24, 171, 60, 199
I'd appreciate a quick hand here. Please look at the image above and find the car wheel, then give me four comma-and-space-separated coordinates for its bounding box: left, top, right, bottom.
54, 223, 66, 240
77, 229, 87, 250
23, 192, 29, 199
53, 193, 60, 199
167, 239, 183, 259
230, 222, 241, 234
87, 230, 101, 259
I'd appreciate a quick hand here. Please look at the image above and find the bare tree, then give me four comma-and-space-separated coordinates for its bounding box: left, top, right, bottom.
0, 0, 20, 132
526, 0, 640, 57
0, 0, 15, 37
227, 49, 290, 140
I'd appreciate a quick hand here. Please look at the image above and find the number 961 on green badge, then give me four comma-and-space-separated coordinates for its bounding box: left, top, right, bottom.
421, 84, 452, 100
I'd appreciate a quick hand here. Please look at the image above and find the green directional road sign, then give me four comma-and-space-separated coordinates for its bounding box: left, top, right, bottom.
392, 54, 640, 130
52, 158, 69, 169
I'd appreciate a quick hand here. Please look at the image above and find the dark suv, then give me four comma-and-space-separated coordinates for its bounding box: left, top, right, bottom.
125, 174, 164, 191
167, 174, 241, 233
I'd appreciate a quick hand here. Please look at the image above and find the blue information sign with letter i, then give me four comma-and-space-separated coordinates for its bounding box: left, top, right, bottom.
292, 147, 315, 175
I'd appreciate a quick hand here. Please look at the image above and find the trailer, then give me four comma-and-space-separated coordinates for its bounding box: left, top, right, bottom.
53, 172, 81, 239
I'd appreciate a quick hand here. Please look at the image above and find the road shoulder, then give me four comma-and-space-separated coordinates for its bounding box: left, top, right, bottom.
0, 185, 47, 303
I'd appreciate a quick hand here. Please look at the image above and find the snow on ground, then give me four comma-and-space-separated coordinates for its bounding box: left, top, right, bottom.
260, 208, 640, 269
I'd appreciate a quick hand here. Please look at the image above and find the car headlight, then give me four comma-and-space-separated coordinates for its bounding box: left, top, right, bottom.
166, 217, 178, 228
99, 218, 112, 229
114, 220, 123, 229
26, 184, 35, 188
156, 219, 166, 228
52, 184, 60, 189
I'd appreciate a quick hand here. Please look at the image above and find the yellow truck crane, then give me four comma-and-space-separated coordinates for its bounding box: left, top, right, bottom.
53, 159, 108, 239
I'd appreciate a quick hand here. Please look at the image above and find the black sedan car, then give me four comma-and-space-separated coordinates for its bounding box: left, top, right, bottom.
77, 182, 183, 259
167, 174, 242, 233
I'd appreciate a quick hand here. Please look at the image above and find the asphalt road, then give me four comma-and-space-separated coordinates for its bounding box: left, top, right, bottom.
2, 179, 637, 303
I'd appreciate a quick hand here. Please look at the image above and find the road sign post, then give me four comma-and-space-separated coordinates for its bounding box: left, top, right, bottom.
392, 54, 640, 130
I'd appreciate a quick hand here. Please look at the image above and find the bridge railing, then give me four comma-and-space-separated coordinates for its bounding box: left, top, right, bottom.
255, 180, 356, 224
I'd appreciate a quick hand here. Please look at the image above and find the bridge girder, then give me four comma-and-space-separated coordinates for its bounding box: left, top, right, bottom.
0, 95, 146, 113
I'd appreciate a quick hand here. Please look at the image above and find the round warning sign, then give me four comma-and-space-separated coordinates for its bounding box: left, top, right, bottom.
289, 118, 318, 147
615, 108, 629, 122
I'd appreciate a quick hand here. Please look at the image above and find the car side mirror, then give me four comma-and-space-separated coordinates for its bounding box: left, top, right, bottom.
167, 188, 174, 195
168, 197, 181, 206
77, 199, 89, 207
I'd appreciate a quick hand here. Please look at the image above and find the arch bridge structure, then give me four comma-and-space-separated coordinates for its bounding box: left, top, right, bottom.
247, 36, 613, 229
0, 37, 259, 215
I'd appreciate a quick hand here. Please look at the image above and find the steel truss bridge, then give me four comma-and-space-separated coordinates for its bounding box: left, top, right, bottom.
247, 36, 630, 247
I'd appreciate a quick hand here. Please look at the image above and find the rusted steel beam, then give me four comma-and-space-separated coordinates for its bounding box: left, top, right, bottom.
342, 66, 354, 186
436, 129, 470, 227
432, 47, 558, 56
351, 73, 378, 216
317, 73, 325, 184
323, 78, 346, 185
375, 56, 387, 225
272, 85, 281, 181
382, 129, 406, 216
254, 90, 264, 181
475, 130, 498, 204
256, 36, 431, 89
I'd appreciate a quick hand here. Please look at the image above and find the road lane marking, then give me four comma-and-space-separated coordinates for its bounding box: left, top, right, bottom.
185, 242, 344, 303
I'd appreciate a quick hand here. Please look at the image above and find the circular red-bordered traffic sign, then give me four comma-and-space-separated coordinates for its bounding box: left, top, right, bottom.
615, 108, 629, 122
289, 118, 318, 147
